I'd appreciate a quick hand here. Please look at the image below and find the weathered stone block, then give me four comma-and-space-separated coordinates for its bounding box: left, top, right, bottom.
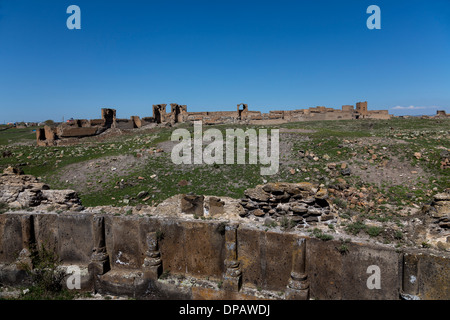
105, 216, 142, 269
209, 197, 224, 216
59, 126, 99, 138
181, 194, 204, 216
56, 214, 93, 264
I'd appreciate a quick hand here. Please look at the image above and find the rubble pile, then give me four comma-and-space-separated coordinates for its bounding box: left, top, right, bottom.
238, 182, 335, 225
426, 190, 450, 230
0, 166, 83, 211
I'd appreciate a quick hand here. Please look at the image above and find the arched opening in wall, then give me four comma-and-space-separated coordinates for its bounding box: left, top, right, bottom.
173, 106, 181, 124
102, 109, 116, 128
237, 103, 248, 120
37, 128, 46, 141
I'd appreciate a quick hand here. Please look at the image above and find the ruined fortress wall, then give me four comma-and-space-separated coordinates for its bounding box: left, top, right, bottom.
324, 111, 354, 120
249, 119, 288, 125
0, 212, 448, 300
366, 110, 392, 120
114, 119, 135, 130
35, 103, 393, 146
342, 105, 354, 112
205, 111, 237, 117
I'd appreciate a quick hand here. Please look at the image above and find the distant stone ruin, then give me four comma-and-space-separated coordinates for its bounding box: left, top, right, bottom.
436, 110, 449, 118
36, 101, 391, 146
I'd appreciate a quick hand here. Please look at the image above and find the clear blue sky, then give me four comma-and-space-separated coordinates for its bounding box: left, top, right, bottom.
1, 0, 449, 122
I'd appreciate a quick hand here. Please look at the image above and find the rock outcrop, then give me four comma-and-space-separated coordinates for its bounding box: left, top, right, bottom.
427, 190, 450, 229
0, 166, 83, 211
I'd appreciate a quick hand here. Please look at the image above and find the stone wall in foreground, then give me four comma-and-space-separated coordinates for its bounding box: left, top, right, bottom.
0, 212, 448, 300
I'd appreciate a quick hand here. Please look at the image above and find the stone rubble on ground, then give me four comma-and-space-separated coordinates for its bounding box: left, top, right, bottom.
238, 182, 334, 225
0, 166, 83, 211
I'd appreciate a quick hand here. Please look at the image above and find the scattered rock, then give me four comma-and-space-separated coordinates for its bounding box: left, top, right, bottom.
240, 182, 334, 222
3, 166, 23, 175
208, 197, 225, 216
178, 180, 189, 187
0, 171, 82, 211
2, 150, 12, 158
244, 186, 270, 202
137, 191, 149, 199
251, 209, 265, 217
181, 194, 204, 216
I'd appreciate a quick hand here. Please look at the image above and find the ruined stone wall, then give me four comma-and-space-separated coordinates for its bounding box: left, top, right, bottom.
342, 105, 354, 112
36, 126, 57, 146
35, 102, 392, 146
0, 211, 448, 299
324, 111, 354, 120
366, 110, 392, 120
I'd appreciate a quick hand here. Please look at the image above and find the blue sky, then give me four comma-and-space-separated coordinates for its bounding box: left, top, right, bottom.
0, 0, 449, 122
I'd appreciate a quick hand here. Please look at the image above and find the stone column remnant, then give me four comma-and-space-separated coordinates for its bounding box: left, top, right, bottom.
89, 216, 110, 276
223, 223, 242, 292
286, 237, 309, 300
400, 253, 420, 300
142, 231, 162, 280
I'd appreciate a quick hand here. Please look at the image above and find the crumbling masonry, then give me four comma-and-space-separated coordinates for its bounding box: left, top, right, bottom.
37, 102, 391, 146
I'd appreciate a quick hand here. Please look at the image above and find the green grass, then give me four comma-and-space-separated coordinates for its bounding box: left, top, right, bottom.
345, 221, 367, 235
0, 127, 38, 146
367, 226, 383, 237
310, 228, 334, 241
1, 118, 448, 210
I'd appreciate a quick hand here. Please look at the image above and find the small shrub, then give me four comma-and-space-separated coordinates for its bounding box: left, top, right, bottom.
333, 198, 348, 209
0, 202, 8, 214
280, 217, 296, 230
336, 238, 351, 255
394, 230, 403, 240
421, 241, 431, 248
345, 221, 366, 235
311, 228, 333, 241
367, 226, 382, 237
339, 211, 351, 220
263, 220, 278, 228
19, 243, 74, 300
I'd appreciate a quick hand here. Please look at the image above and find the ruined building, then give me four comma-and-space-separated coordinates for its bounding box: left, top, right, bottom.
37, 102, 391, 146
